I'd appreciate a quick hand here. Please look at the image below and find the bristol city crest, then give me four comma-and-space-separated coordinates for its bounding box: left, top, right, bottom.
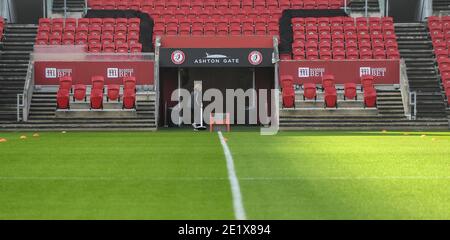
171, 50, 186, 65
248, 51, 263, 66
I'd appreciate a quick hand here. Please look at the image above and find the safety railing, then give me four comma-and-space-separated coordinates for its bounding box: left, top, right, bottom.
16, 94, 23, 121
399, 58, 416, 120
409, 91, 417, 120
18, 56, 35, 122
43, 0, 53, 18
154, 36, 161, 129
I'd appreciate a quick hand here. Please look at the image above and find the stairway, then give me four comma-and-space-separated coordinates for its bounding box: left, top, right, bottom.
433, 0, 450, 12
279, 89, 449, 130
348, 0, 380, 14
0, 24, 37, 121
395, 22, 448, 119
52, 0, 86, 13
0, 91, 157, 131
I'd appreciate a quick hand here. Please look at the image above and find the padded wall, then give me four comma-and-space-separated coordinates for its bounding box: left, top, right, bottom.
279, 9, 348, 53
85, 10, 154, 52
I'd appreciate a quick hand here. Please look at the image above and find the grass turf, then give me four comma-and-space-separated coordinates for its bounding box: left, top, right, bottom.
0, 131, 449, 219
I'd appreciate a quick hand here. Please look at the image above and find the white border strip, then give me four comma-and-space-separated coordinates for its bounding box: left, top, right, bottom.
218, 131, 247, 220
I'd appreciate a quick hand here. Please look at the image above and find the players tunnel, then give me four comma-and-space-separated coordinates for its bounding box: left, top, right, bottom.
157, 36, 277, 127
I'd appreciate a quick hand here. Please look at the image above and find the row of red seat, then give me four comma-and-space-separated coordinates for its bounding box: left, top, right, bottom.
285, 49, 399, 60
280, 75, 377, 108
292, 16, 394, 27
146, 8, 283, 20
39, 18, 141, 28
87, 42, 142, 53
154, 25, 278, 36
38, 25, 140, 36
57, 76, 137, 110
155, 16, 279, 28
88, 0, 345, 10
37, 18, 142, 52
293, 38, 398, 51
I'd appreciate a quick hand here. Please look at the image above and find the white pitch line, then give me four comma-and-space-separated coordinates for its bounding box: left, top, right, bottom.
0, 176, 450, 181
217, 131, 247, 220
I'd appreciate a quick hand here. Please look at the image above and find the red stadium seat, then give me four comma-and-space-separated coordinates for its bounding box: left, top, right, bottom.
78, 18, 90, 28
347, 50, 359, 59
52, 18, 64, 28
114, 34, 127, 45
103, 43, 115, 53
438, 58, 450, 69
90, 88, 104, 109
324, 86, 337, 108
123, 89, 136, 109
65, 18, 77, 28
322, 75, 335, 90
344, 83, 357, 100
75, 34, 88, 45
204, 26, 215, 36
59, 76, 72, 91
92, 75, 104, 91
130, 43, 142, 53
320, 50, 332, 60
49, 34, 62, 45
57, 89, 70, 109
123, 76, 136, 91
319, 41, 331, 51
364, 87, 377, 108
56, 76, 72, 109
281, 75, 295, 108
73, 84, 87, 101
192, 26, 203, 36
107, 84, 121, 101
39, 18, 51, 27
123, 76, 137, 109
102, 18, 115, 27
361, 75, 375, 90
62, 34, 75, 45
332, 49, 345, 59
102, 34, 114, 45
36, 35, 48, 45
360, 50, 373, 59
303, 83, 317, 100
373, 49, 386, 59
292, 0, 304, 9
304, 0, 316, 9
305, 41, 317, 51
306, 50, 319, 60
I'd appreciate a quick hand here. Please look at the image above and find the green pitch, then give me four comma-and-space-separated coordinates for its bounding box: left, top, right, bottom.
0, 130, 449, 219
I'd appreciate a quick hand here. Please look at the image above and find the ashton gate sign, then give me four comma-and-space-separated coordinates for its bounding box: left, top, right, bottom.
160, 48, 273, 67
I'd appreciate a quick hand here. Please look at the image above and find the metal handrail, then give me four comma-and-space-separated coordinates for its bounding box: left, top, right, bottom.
84, 0, 88, 15
399, 58, 413, 120
16, 94, 24, 121
409, 91, 417, 120
64, 0, 67, 18
154, 36, 161, 128
344, 0, 347, 14
365, 0, 368, 17
21, 56, 35, 122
